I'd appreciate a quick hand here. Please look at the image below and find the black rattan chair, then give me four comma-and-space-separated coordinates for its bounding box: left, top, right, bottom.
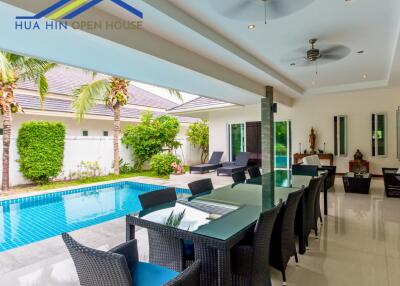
248, 167, 261, 178
62, 233, 201, 286
188, 178, 214, 196
304, 177, 324, 242
270, 188, 305, 285
139, 188, 192, 272
231, 204, 281, 286
232, 171, 247, 184
138, 188, 177, 209
314, 173, 327, 227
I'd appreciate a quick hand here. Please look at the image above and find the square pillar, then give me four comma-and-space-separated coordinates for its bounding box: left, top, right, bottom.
261, 86, 274, 173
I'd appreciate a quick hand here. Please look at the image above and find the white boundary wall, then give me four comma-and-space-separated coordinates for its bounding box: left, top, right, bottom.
0, 136, 201, 187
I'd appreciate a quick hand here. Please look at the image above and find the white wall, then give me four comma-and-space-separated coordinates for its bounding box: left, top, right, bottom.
0, 114, 201, 187
208, 87, 400, 175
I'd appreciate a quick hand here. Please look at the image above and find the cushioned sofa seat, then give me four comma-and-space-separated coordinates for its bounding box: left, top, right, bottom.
131, 262, 179, 286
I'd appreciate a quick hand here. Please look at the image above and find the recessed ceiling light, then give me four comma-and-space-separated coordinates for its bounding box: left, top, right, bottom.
357, 50, 364, 54
363, 74, 367, 79
248, 24, 256, 30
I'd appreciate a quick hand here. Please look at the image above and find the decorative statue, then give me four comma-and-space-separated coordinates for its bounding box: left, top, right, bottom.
354, 149, 363, 161
309, 128, 316, 154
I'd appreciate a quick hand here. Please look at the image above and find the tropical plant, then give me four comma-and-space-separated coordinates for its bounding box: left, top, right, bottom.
150, 153, 181, 176
118, 158, 134, 174
0, 51, 56, 191
186, 119, 209, 163
122, 111, 181, 170
72, 76, 129, 176
17, 121, 65, 184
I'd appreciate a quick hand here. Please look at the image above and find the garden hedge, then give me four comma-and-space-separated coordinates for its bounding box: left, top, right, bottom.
17, 121, 66, 184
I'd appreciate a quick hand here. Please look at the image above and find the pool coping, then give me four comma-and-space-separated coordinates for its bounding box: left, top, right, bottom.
0, 176, 174, 202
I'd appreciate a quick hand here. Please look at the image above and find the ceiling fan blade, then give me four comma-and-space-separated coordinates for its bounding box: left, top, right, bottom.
321, 54, 345, 60
268, 0, 315, 19
210, 0, 261, 21
321, 45, 350, 56
209, 0, 315, 21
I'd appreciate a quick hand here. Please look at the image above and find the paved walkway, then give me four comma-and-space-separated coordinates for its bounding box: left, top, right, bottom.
0, 174, 399, 286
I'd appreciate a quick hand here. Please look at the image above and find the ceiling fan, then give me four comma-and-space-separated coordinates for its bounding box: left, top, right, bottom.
283, 39, 351, 67
209, 0, 315, 23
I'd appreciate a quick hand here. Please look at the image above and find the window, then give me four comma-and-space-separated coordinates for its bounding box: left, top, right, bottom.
82, 130, 89, 137
103, 131, 109, 137
371, 113, 387, 157
334, 115, 347, 156
227, 123, 246, 161
0, 128, 3, 135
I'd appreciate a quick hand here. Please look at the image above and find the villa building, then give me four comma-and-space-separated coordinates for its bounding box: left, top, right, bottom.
1, 1, 400, 286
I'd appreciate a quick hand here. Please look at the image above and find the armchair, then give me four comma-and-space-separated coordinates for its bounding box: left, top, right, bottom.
382, 168, 400, 198
62, 233, 201, 286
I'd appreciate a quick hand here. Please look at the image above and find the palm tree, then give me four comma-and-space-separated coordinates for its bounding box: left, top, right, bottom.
73, 77, 129, 176
0, 51, 56, 192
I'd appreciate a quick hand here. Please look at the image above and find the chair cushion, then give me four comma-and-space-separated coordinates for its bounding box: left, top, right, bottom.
131, 262, 179, 286
183, 240, 194, 257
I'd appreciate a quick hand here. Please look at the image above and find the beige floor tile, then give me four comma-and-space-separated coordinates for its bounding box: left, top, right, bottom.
0, 175, 398, 286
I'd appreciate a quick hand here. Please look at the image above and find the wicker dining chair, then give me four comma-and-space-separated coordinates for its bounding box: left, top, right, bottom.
188, 178, 214, 196
314, 173, 327, 228
138, 188, 193, 272
304, 177, 323, 242
62, 233, 201, 286
269, 188, 305, 285
232, 171, 247, 184
138, 188, 177, 209
231, 204, 282, 286
247, 167, 261, 179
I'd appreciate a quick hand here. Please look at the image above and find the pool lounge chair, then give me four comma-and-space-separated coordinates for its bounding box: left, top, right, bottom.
217, 152, 251, 176
189, 151, 223, 174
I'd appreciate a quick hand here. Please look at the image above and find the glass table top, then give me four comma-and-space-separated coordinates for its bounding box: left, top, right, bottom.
132, 170, 313, 241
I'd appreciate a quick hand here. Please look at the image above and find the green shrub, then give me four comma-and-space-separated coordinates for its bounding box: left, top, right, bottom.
17, 121, 66, 184
119, 158, 134, 174
150, 153, 180, 176
122, 111, 181, 170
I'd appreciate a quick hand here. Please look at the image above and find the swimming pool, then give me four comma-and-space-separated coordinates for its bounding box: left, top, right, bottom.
0, 181, 189, 252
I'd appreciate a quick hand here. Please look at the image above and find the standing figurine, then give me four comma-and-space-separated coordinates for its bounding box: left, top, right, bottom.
309, 128, 316, 154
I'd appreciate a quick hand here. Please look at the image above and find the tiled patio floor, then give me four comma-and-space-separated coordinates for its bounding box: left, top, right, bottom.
0, 173, 399, 286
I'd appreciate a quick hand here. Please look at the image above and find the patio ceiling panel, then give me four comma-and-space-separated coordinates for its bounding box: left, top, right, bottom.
0, 1, 294, 107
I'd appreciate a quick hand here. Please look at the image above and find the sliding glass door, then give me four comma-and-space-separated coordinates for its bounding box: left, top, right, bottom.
274, 121, 291, 170
228, 123, 246, 161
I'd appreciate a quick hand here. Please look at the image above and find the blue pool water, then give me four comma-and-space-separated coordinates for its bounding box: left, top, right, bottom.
0, 182, 189, 252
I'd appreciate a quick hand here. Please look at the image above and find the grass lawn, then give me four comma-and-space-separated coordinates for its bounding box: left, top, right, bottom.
1, 171, 168, 197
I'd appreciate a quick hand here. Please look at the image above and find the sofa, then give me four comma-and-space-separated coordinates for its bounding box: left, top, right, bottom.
302, 155, 337, 189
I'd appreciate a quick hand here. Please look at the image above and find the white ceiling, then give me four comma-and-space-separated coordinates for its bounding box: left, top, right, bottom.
2, 0, 400, 104
137, 0, 400, 96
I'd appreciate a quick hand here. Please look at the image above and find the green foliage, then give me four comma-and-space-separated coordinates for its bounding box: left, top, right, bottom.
186, 119, 209, 163
275, 143, 287, 156
17, 121, 65, 184
119, 158, 134, 174
122, 111, 181, 170
150, 153, 181, 176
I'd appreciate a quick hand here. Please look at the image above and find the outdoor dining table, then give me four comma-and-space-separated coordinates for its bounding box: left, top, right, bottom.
125, 171, 315, 286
